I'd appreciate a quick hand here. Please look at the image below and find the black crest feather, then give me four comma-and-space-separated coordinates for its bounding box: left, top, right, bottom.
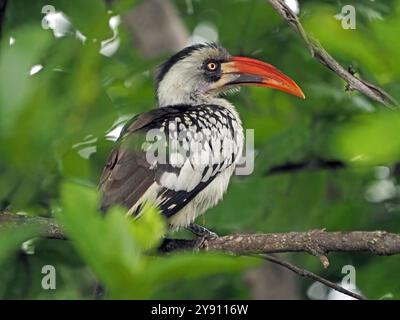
155, 42, 220, 86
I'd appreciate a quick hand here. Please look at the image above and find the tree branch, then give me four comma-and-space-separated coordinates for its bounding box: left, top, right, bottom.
3, 211, 399, 300
160, 230, 400, 267
0, 211, 66, 240
266, 0, 398, 107
2, 211, 399, 260
261, 254, 364, 300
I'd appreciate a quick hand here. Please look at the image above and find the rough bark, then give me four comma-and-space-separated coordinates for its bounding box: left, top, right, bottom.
2, 212, 399, 264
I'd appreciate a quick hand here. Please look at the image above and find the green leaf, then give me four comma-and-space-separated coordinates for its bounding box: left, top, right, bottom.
57, 182, 258, 298
58, 182, 151, 298
57, 181, 169, 298
147, 253, 260, 285
56, 0, 110, 39
126, 202, 166, 250
0, 26, 51, 134
0, 223, 41, 266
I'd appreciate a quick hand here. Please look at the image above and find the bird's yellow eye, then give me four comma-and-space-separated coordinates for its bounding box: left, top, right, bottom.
206, 62, 218, 71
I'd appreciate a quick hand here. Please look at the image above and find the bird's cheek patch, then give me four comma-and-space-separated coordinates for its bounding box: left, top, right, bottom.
203, 74, 241, 93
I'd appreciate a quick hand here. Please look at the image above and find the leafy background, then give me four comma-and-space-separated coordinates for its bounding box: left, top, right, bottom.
0, 0, 400, 299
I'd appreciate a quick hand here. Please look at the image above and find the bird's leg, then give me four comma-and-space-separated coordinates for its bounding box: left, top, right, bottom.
93, 282, 106, 300
187, 223, 218, 250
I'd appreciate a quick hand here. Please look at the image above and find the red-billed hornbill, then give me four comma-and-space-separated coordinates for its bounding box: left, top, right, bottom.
100, 43, 304, 237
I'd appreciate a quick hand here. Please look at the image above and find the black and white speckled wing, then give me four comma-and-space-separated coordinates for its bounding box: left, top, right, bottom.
99, 104, 242, 219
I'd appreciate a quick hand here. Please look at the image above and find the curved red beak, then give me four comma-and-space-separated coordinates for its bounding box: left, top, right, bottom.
222, 56, 305, 99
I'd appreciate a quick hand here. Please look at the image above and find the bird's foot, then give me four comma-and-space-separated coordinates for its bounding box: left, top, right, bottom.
187, 223, 218, 238
187, 223, 218, 250
93, 282, 105, 300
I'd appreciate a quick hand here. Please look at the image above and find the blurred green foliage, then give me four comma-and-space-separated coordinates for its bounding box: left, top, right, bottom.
57, 182, 258, 298
0, 0, 400, 299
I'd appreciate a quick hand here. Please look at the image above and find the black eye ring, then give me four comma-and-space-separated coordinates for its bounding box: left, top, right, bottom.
206, 61, 219, 71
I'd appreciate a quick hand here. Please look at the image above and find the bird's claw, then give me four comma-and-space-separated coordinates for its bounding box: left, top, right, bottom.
187, 223, 218, 238
187, 223, 218, 250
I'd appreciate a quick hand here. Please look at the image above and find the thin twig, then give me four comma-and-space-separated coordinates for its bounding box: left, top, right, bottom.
261, 254, 365, 300
266, 0, 397, 107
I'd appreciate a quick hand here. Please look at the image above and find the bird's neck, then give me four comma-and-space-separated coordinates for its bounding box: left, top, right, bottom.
157, 87, 204, 107
157, 91, 241, 124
